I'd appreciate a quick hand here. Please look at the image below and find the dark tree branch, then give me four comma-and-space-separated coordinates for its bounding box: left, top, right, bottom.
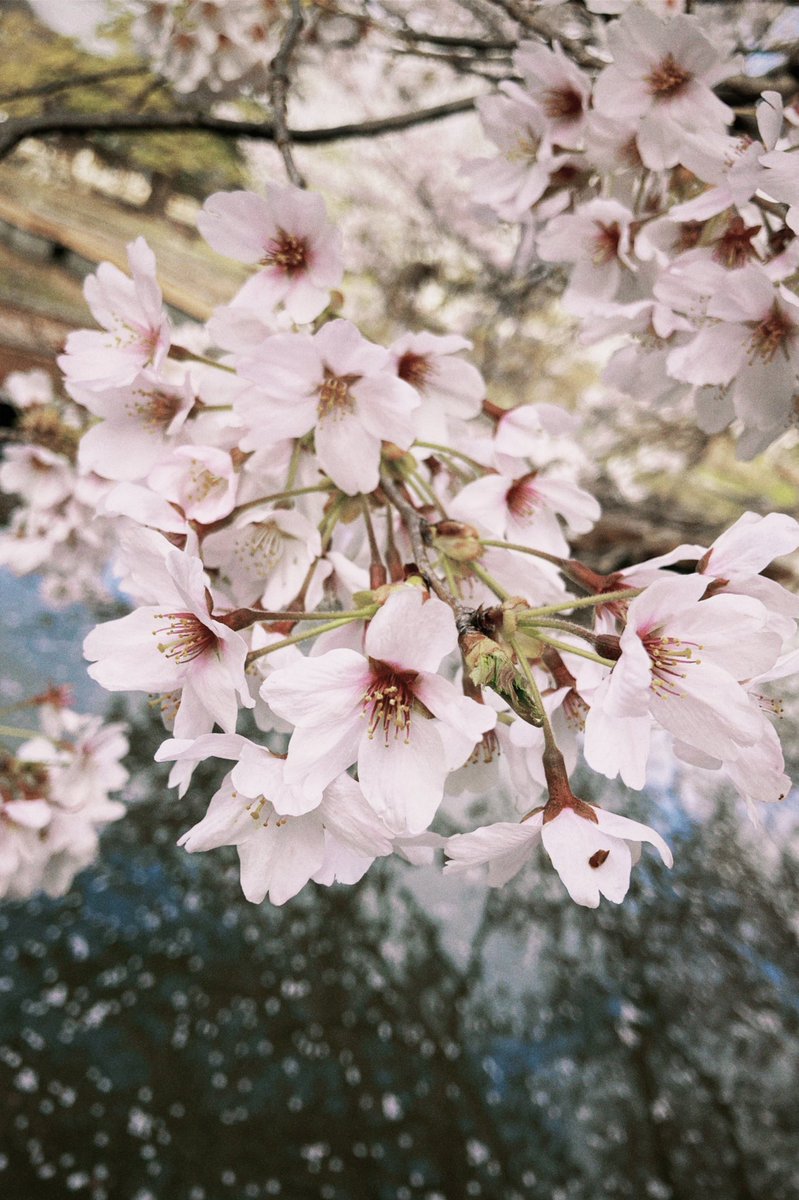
484, 0, 606, 67
394, 28, 514, 53
0, 65, 148, 106
269, 0, 306, 188
0, 96, 482, 162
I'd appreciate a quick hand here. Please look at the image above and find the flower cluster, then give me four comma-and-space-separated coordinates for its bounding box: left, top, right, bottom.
0, 691, 128, 900
2, 171, 793, 911
129, 0, 285, 96
469, 4, 799, 457
0, 371, 118, 608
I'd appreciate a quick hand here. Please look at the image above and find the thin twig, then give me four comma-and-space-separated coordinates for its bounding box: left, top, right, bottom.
0, 66, 148, 105
395, 28, 514, 53
269, 0, 306, 188
379, 473, 461, 612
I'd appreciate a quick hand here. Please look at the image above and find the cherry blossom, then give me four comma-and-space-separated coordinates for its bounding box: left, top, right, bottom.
667, 266, 799, 448
71, 372, 195, 481
147, 444, 239, 523
58, 237, 170, 391
583, 574, 782, 788
235, 319, 420, 495
4, 0, 799, 931
390, 332, 485, 441
83, 544, 252, 738
514, 41, 591, 150
449, 467, 600, 557
622, 511, 799, 638
466, 85, 571, 222
445, 800, 672, 908
0, 445, 75, 510
176, 766, 392, 906
1, 704, 127, 901
263, 586, 496, 835
592, 7, 736, 170
537, 199, 637, 314
197, 184, 343, 323
131, 0, 282, 96
202, 505, 321, 609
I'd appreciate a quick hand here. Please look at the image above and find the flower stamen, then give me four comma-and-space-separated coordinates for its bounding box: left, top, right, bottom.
154, 612, 216, 664
645, 54, 692, 99
261, 229, 309, 275
361, 663, 418, 746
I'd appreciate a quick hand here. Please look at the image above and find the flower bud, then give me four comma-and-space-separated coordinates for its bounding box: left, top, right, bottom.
429, 520, 483, 563
461, 631, 542, 726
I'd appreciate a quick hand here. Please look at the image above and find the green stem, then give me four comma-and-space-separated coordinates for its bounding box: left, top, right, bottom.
319, 496, 344, 549
479, 538, 565, 568
0, 724, 42, 740
236, 483, 334, 513
519, 587, 642, 619
407, 467, 447, 516
360, 495, 384, 568
228, 607, 377, 626
284, 439, 303, 492
439, 554, 462, 600
246, 613, 368, 663
508, 635, 556, 752
522, 616, 599, 642
468, 560, 510, 601
415, 441, 487, 474
536, 634, 616, 669
170, 348, 236, 373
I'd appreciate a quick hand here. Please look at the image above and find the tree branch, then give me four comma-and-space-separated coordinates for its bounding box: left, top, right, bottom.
394, 28, 514, 53
0, 96, 482, 162
269, 0, 305, 188
0, 66, 148, 106
379, 473, 464, 615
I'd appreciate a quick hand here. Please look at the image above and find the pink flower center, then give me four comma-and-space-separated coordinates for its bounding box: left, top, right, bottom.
748, 305, 795, 364
361, 662, 419, 745
132, 388, 184, 432
644, 634, 702, 699
317, 370, 359, 419
186, 462, 226, 507
510, 128, 541, 163
542, 86, 584, 121
675, 221, 704, 254
137, 325, 164, 366
562, 690, 588, 731
712, 216, 760, 270
235, 521, 284, 570
262, 229, 309, 275
505, 474, 539, 519
645, 54, 693, 99
154, 612, 217, 664
396, 351, 434, 392
590, 221, 622, 267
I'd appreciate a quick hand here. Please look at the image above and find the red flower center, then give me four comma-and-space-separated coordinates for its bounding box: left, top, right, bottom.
396, 351, 434, 392
362, 662, 419, 745
262, 229, 309, 275
154, 612, 217, 664
542, 86, 584, 121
